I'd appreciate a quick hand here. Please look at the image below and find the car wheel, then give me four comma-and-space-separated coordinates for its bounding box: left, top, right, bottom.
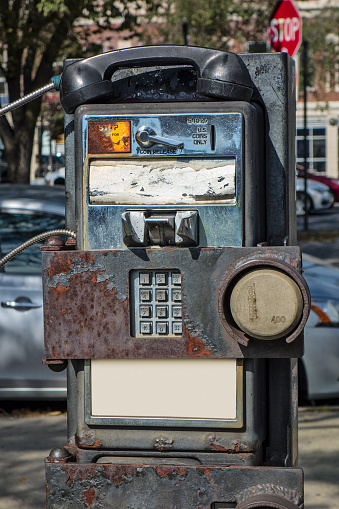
296, 192, 312, 216
54, 177, 65, 186
298, 359, 308, 406
329, 189, 336, 208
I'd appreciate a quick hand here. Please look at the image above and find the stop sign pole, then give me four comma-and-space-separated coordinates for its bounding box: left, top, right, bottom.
269, 0, 307, 228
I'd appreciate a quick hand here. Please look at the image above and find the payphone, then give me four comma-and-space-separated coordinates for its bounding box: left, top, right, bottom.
39, 46, 309, 508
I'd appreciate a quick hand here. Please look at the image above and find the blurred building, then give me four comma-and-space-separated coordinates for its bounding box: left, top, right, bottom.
1, 3, 339, 181
295, 0, 339, 177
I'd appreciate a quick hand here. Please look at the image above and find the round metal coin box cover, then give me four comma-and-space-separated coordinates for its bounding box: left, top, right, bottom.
229, 267, 304, 340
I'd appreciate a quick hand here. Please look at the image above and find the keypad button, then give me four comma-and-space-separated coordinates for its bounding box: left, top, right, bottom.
172, 306, 182, 318
172, 289, 182, 301
140, 305, 152, 318
156, 322, 168, 335
140, 322, 152, 334
172, 322, 183, 335
156, 306, 168, 318
139, 273, 151, 285
172, 273, 182, 285
140, 289, 152, 301
155, 289, 168, 301
155, 273, 167, 285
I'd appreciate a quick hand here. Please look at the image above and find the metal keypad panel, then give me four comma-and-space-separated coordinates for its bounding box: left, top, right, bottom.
130, 270, 183, 337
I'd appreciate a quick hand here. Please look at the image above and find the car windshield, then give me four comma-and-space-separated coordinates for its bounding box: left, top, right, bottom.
0, 210, 65, 274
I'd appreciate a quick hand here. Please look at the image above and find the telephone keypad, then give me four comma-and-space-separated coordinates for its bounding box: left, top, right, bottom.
139, 273, 151, 285
140, 322, 152, 334
131, 270, 183, 337
140, 289, 152, 301
140, 305, 152, 318
156, 306, 168, 318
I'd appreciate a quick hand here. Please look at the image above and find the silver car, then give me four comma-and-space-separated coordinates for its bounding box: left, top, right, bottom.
1, 186, 338, 403
0, 185, 66, 399
301, 254, 339, 403
296, 178, 334, 215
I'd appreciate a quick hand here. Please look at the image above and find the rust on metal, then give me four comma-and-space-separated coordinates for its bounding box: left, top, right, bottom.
40, 236, 65, 251
75, 429, 103, 449
83, 486, 95, 506
186, 331, 214, 357
153, 437, 174, 452
42, 247, 305, 360
45, 462, 304, 508
207, 434, 253, 453
65, 237, 76, 249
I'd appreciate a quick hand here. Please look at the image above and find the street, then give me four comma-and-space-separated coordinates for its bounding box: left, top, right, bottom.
298, 205, 339, 266
298, 205, 339, 233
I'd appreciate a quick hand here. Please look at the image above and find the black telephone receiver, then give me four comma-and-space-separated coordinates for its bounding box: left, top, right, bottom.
60, 45, 254, 113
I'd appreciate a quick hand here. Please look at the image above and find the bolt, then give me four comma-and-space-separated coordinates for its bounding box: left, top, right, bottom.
49, 447, 71, 459
40, 236, 65, 251
65, 237, 76, 249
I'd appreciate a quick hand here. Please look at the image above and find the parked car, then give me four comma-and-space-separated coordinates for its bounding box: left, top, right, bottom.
0, 185, 66, 399
38, 155, 65, 176
296, 178, 334, 215
1, 185, 339, 403
297, 164, 339, 203
45, 167, 65, 186
301, 254, 339, 403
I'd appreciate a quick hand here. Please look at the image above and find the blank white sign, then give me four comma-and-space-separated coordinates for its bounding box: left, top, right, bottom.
89, 158, 236, 205
90, 358, 237, 421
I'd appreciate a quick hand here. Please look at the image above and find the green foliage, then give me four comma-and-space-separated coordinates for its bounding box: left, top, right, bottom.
141, 0, 277, 50
37, 0, 70, 16
299, 3, 339, 98
0, 0, 139, 182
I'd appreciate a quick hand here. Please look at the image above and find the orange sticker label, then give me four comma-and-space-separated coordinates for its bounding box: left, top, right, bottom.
88, 121, 131, 154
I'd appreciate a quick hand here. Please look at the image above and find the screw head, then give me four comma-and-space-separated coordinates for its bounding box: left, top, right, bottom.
49, 447, 71, 459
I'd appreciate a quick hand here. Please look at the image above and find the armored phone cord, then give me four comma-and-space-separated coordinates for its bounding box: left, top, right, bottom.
0, 229, 76, 269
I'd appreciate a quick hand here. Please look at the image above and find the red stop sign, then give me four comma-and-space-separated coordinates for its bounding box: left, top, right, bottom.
269, 0, 302, 57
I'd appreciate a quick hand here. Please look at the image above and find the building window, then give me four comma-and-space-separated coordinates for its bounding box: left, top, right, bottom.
0, 78, 8, 107
296, 127, 326, 173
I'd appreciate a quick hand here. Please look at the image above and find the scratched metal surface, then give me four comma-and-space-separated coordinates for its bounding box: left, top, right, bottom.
45, 462, 304, 508
42, 246, 306, 360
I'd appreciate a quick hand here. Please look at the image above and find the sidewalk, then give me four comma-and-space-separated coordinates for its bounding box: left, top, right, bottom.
1, 410, 338, 508
299, 237, 339, 267
299, 409, 339, 509
0, 414, 66, 509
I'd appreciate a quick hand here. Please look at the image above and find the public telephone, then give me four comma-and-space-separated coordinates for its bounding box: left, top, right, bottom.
75, 102, 263, 250
39, 46, 310, 508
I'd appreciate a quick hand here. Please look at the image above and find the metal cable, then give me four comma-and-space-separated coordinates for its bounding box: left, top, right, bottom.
0, 229, 76, 268
0, 82, 56, 117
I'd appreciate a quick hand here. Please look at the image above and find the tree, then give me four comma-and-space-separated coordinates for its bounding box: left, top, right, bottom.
141, 0, 277, 50
0, 0, 138, 183
298, 1, 339, 101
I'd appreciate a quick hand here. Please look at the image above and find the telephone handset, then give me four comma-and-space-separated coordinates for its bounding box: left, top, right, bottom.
60, 45, 254, 113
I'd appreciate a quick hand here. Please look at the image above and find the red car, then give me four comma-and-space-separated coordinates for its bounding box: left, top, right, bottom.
297, 164, 339, 204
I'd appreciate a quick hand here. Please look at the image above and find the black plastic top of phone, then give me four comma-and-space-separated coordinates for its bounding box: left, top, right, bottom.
60, 45, 254, 114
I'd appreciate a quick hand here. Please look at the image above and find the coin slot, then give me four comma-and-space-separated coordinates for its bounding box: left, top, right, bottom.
210, 124, 216, 151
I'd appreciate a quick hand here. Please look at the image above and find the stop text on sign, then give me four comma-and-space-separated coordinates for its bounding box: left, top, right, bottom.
269, 0, 302, 57
270, 16, 300, 45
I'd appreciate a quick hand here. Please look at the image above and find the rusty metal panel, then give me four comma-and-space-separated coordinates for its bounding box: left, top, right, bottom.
42, 246, 307, 360
45, 462, 303, 508
65, 358, 265, 455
